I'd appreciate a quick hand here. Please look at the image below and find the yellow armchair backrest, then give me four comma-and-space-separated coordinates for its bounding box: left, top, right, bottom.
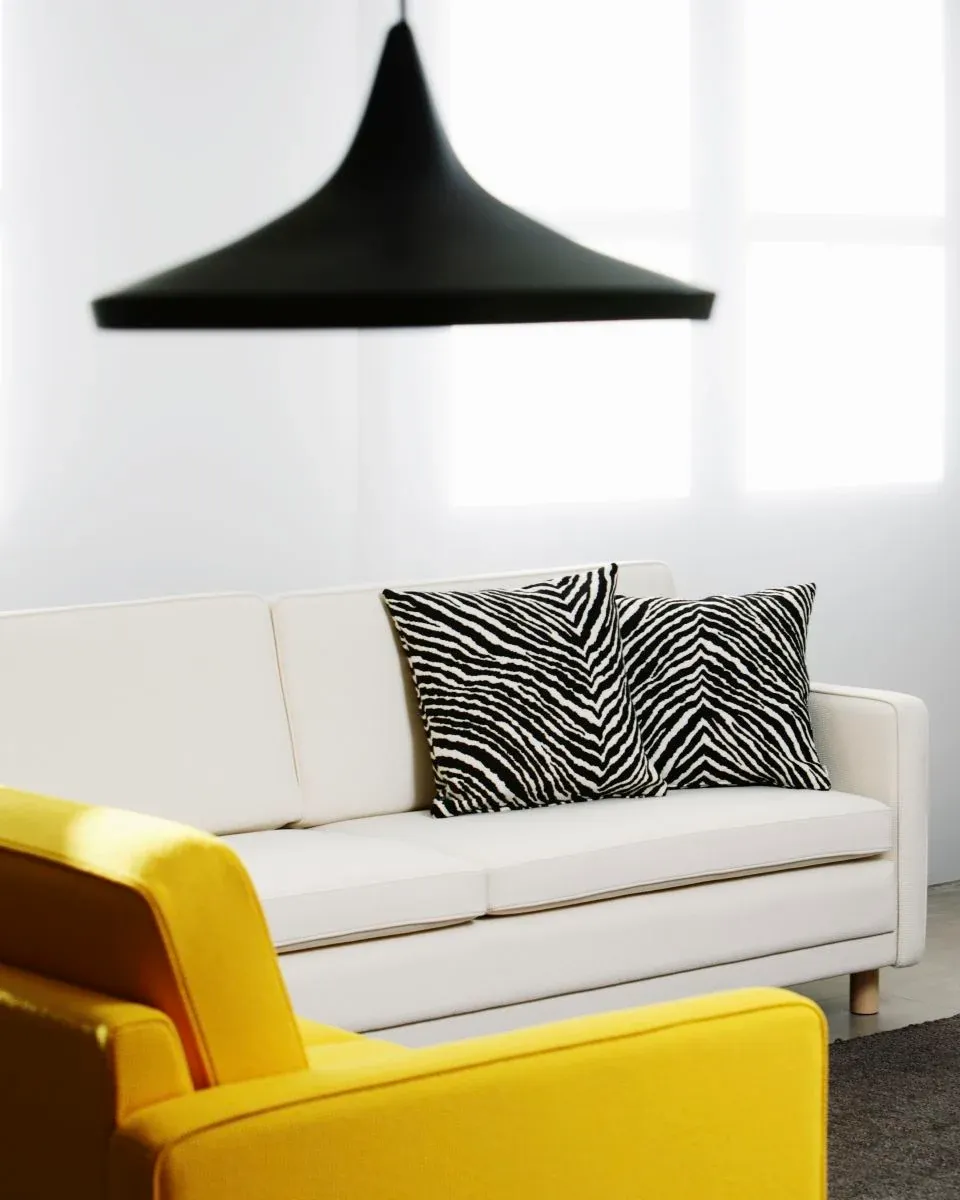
0, 787, 306, 1088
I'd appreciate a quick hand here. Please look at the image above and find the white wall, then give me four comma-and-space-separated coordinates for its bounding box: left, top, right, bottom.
4, 0, 959, 881
3, 0, 363, 605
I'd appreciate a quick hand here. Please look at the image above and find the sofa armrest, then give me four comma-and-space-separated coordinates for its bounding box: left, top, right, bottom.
809, 683, 929, 965
110, 988, 825, 1200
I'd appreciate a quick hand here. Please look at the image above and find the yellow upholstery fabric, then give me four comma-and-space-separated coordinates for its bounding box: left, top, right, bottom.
0, 962, 193, 1200
296, 1013, 411, 1067
295, 1014, 412, 1068
0, 787, 306, 1087
305, 1036, 412, 1071
110, 987, 826, 1200
296, 1013, 369, 1048
0, 786, 827, 1199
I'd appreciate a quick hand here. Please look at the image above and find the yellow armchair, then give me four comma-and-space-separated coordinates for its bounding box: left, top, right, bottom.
0, 788, 827, 1200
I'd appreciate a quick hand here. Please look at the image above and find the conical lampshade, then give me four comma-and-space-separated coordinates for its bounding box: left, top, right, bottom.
92, 21, 715, 330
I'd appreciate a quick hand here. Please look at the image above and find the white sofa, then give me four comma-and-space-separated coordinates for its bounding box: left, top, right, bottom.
0, 562, 928, 1045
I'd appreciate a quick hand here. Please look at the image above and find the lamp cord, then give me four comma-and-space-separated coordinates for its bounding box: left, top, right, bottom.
400, 0, 406, 19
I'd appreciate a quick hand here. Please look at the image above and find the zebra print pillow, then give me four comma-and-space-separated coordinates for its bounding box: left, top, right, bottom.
382, 565, 665, 817
617, 583, 830, 791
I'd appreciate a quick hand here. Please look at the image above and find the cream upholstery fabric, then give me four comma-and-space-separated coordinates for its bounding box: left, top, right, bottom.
375, 933, 898, 1046
332, 789, 892, 914
809, 683, 929, 965
221, 829, 485, 949
272, 562, 676, 826
0, 562, 926, 1037
0, 595, 300, 833
281, 858, 896, 1031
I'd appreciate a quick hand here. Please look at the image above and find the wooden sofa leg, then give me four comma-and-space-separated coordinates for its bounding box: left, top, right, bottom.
850, 969, 880, 1016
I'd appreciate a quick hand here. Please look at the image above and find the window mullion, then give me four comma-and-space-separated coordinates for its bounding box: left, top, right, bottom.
690, 0, 747, 501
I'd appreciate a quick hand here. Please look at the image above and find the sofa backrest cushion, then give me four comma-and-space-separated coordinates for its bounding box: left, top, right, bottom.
0, 594, 300, 834
273, 561, 676, 826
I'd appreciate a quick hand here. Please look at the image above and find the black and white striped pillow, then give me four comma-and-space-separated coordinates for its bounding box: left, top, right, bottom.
617, 584, 830, 791
383, 565, 665, 817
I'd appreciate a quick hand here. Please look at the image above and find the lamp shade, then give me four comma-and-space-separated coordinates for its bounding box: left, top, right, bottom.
92, 21, 715, 330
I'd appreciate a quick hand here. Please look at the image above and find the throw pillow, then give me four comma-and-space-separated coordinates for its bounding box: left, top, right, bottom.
382, 564, 665, 817
617, 583, 830, 791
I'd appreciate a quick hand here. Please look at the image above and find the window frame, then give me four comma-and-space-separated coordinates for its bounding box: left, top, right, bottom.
438, 0, 954, 505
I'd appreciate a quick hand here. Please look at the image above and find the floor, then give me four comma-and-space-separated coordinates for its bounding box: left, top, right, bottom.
793, 880, 960, 1040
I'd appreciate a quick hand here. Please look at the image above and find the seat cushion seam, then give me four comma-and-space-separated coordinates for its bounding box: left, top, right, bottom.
486, 846, 892, 912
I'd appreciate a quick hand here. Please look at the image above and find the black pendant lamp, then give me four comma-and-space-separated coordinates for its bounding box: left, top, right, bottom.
92, 13, 715, 330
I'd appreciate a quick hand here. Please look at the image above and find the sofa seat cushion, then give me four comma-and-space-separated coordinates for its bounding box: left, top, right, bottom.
330, 789, 893, 915
297, 1015, 367, 1048
295, 1017, 410, 1071
305, 1037, 411, 1072
221, 830, 486, 950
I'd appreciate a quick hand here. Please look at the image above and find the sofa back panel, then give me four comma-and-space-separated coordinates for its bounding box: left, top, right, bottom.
0, 594, 301, 834
274, 561, 676, 826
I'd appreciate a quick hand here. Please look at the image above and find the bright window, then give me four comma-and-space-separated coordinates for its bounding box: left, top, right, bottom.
449, 0, 690, 219
446, 0, 694, 507
743, 0, 946, 491
745, 243, 944, 490
444, 0, 948, 504
744, 0, 945, 216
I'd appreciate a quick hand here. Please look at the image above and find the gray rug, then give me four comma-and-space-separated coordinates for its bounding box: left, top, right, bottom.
830, 1015, 960, 1199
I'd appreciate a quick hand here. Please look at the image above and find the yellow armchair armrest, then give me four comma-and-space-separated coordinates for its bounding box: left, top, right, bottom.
0, 962, 195, 1200
111, 988, 826, 1200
